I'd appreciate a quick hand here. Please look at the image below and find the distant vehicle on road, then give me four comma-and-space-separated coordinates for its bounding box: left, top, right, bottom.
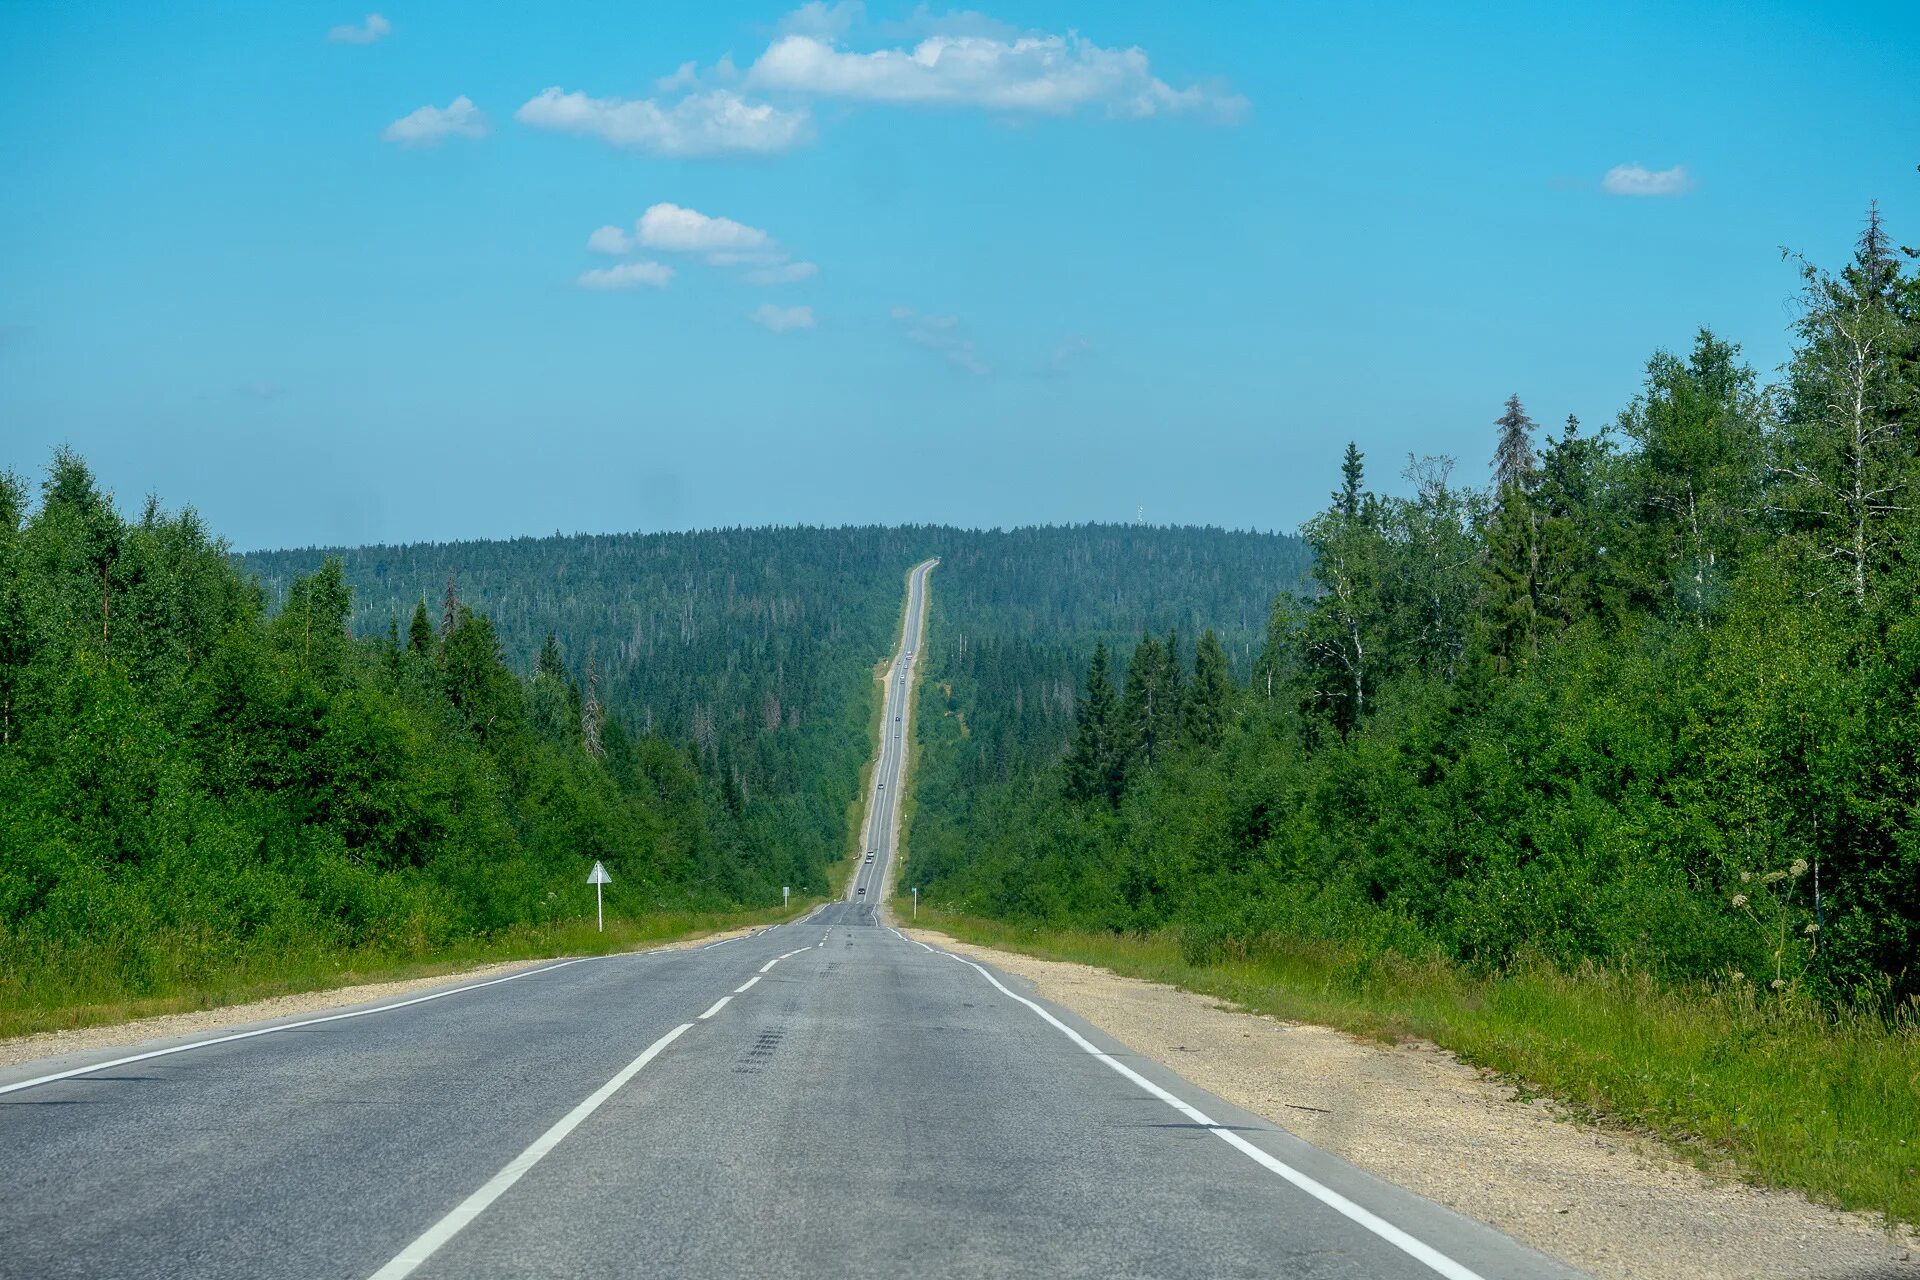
865, 853, 874, 863
856, 887, 866, 896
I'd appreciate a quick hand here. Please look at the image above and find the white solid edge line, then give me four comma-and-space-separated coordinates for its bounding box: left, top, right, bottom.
950, 956, 1488, 1280
0, 957, 597, 1098
366, 1021, 692, 1280
698, 996, 731, 1020
733, 977, 761, 994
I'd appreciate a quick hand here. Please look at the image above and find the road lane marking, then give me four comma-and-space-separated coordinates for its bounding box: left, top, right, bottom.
0, 958, 598, 1098
758, 948, 809, 974
948, 955, 1488, 1280
733, 977, 761, 994
366, 1021, 692, 1280
698, 997, 731, 1020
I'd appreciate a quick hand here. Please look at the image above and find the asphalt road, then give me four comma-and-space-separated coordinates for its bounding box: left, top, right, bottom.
0, 558, 1582, 1280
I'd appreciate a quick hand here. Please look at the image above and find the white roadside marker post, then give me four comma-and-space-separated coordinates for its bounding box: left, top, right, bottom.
587, 860, 612, 932
783, 885, 790, 910
912, 887, 919, 918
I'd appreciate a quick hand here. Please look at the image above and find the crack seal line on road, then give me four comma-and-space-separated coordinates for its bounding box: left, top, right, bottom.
932, 949, 1489, 1280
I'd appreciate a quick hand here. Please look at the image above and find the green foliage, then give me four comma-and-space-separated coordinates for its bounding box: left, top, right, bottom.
908, 207, 1920, 1018
2, 458, 900, 1023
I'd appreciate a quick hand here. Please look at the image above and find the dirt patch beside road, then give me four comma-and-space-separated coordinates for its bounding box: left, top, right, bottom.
912, 929, 1918, 1280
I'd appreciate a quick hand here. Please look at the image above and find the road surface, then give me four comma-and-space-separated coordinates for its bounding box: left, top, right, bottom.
0, 558, 1581, 1280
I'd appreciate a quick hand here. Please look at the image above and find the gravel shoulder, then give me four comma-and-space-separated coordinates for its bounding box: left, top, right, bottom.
0, 921, 774, 1072
909, 927, 1918, 1280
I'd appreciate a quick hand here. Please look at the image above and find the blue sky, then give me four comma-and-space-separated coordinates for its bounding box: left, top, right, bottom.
2, 1, 1915, 549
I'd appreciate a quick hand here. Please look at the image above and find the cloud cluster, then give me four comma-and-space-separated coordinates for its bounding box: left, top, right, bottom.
1602, 163, 1694, 198
585, 204, 817, 290
512, 6, 1242, 158
748, 30, 1245, 121
328, 13, 390, 45
891, 307, 988, 376
577, 261, 675, 290
750, 303, 816, 332
516, 87, 811, 157
382, 97, 488, 146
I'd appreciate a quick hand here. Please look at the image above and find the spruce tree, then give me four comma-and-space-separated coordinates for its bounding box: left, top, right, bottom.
1335, 442, 1366, 520
1184, 629, 1233, 750
408, 598, 434, 655
1492, 394, 1539, 496
1119, 633, 1167, 778
1064, 641, 1120, 805
536, 632, 565, 681
440, 571, 459, 640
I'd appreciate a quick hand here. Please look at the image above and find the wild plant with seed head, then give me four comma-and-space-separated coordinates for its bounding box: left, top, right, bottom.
1728, 853, 1816, 996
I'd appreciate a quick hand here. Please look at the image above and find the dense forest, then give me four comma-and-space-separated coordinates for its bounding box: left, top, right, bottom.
240, 528, 946, 907
0, 483, 942, 1015
909, 205, 1920, 1011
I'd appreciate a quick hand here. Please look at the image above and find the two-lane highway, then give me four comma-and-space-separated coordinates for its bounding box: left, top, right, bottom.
0, 560, 1583, 1280
847, 557, 935, 909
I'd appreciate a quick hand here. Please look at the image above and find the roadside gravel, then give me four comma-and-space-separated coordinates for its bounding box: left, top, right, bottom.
0, 922, 773, 1072
913, 929, 1919, 1280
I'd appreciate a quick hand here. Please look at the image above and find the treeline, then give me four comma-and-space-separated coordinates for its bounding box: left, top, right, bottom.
910, 205, 1920, 1010
0, 459, 854, 1007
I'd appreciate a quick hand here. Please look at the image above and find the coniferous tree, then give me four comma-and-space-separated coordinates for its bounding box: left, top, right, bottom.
1335, 442, 1366, 520
1491, 395, 1540, 497
440, 571, 459, 640
407, 599, 434, 655
1064, 641, 1121, 805
1119, 633, 1172, 781
1183, 629, 1233, 751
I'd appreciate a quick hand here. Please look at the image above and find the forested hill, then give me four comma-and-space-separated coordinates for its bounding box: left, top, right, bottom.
907, 205, 1920, 1011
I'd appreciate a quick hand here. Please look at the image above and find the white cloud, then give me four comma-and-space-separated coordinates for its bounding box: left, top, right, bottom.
382, 97, 488, 146
577, 261, 675, 290
1602, 163, 1694, 197
655, 61, 701, 94
637, 203, 770, 253
891, 306, 988, 375
587, 225, 634, 255
516, 87, 811, 156
328, 13, 390, 44
747, 29, 1245, 121
750, 303, 816, 332
746, 260, 818, 284
779, 0, 866, 39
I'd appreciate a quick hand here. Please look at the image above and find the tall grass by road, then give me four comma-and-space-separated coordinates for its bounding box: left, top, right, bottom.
918, 909, 1920, 1230
0, 901, 814, 1040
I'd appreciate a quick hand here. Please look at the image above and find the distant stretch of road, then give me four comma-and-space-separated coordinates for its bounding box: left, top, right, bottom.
0, 558, 1580, 1280
846, 557, 933, 909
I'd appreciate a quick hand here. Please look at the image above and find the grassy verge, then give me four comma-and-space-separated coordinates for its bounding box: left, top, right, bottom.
0, 898, 817, 1040
915, 908, 1920, 1229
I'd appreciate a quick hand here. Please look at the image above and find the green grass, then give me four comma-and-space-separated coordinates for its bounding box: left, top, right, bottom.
912, 908, 1920, 1229
0, 899, 819, 1040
